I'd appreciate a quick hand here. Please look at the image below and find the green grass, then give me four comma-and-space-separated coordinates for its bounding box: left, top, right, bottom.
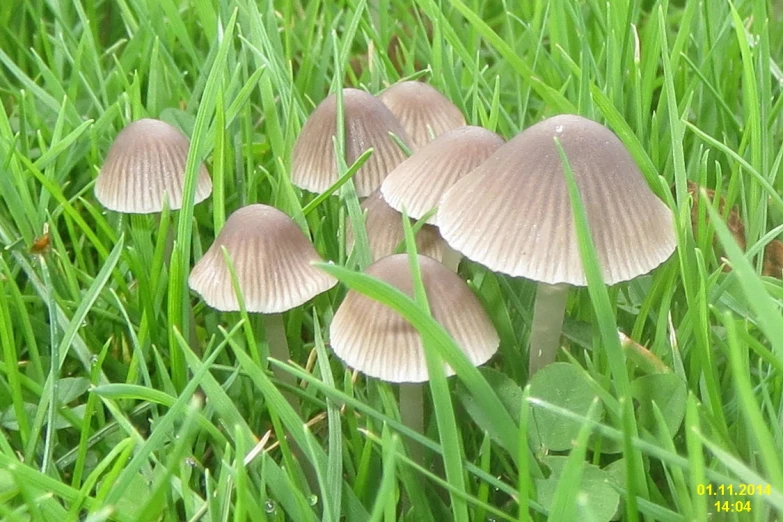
1, 0, 783, 520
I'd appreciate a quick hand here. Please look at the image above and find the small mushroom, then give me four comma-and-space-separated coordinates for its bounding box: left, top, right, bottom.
380, 125, 504, 270
345, 190, 446, 263
329, 253, 498, 462
329, 254, 498, 383
438, 114, 677, 376
291, 88, 411, 197
189, 204, 337, 391
378, 81, 466, 148
95, 118, 212, 214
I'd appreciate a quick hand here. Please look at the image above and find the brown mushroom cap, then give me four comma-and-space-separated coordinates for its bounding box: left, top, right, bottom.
291, 88, 411, 197
380, 126, 504, 224
188, 204, 337, 313
94, 118, 212, 214
438, 114, 676, 286
346, 190, 446, 262
329, 254, 499, 383
378, 81, 466, 148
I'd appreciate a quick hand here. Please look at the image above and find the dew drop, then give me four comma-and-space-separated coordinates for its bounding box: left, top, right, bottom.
185, 456, 196, 467
264, 499, 276, 514
308, 494, 318, 506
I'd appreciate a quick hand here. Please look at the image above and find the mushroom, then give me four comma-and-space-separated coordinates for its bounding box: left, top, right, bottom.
329, 253, 498, 459
378, 81, 466, 149
345, 190, 446, 263
95, 118, 212, 372
380, 125, 504, 270
438, 114, 677, 376
95, 118, 212, 213
188, 204, 337, 392
291, 88, 411, 197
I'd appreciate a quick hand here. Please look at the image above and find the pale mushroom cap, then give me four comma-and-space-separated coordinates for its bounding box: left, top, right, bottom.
346, 190, 446, 262
188, 204, 337, 313
329, 254, 499, 383
380, 126, 505, 224
95, 118, 212, 214
438, 114, 677, 286
378, 81, 466, 148
291, 88, 411, 197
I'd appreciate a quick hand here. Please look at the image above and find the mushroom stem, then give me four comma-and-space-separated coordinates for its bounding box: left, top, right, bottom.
262, 313, 301, 407
528, 282, 570, 376
263, 312, 321, 495
399, 382, 426, 465
441, 244, 463, 273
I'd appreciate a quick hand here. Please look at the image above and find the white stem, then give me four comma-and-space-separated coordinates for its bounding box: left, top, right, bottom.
399, 382, 426, 465
263, 313, 301, 411
528, 283, 570, 376
441, 244, 462, 273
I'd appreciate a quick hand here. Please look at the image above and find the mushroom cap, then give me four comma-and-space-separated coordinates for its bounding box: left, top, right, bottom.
346, 190, 446, 262
95, 118, 212, 214
378, 81, 466, 148
291, 88, 411, 197
329, 254, 499, 383
438, 114, 677, 286
188, 204, 337, 313
380, 126, 505, 224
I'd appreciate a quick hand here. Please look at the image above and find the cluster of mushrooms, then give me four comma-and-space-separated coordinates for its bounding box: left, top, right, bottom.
93, 81, 677, 442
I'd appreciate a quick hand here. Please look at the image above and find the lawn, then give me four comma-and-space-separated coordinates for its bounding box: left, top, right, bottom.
1, 0, 782, 521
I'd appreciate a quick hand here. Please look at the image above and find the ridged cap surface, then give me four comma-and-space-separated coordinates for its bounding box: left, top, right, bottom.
380, 126, 504, 224
188, 204, 337, 313
95, 118, 212, 213
438, 114, 676, 286
291, 88, 411, 197
346, 190, 446, 262
329, 254, 499, 382
379, 81, 466, 148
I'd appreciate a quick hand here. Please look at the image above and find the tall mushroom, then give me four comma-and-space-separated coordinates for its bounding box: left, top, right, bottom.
291, 88, 411, 197
189, 204, 337, 391
438, 114, 676, 376
378, 81, 466, 149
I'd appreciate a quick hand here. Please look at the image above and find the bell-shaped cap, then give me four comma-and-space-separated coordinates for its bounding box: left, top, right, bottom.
329, 254, 499, 383
291, 88, 410, 197
346, 190, 446, 262
188, 204, 337, 313
95, 118, 212, 213
378, 81, 466, 148
438, 114, 677, 286
380, 126, 504, 224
